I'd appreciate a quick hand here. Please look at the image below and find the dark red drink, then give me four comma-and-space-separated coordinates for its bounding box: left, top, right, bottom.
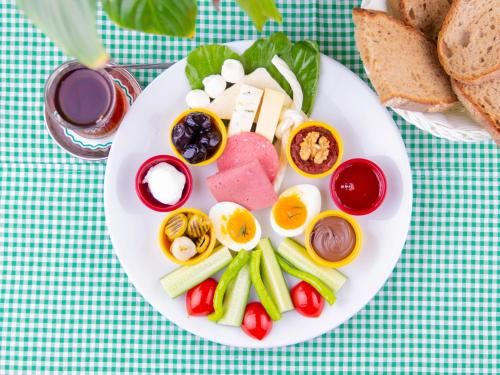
45, 61, 128, 139
55, 68, 113, 126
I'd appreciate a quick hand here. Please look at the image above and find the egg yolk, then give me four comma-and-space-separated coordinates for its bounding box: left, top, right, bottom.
273, 194, 307, 229
226, 209, 256, 244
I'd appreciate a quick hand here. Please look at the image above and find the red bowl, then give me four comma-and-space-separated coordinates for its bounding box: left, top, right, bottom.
135, 155, 192, 212
329, 158, 387, 215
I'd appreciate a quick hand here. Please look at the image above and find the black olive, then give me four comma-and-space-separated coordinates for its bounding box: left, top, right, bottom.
182, 144, 198, 162
198, 134, 210, 148
207, 131, 221, 150
172, 123, 193, 149
182, 144, 207, 164
194, 145, 208, 163
185, 115, 202, 132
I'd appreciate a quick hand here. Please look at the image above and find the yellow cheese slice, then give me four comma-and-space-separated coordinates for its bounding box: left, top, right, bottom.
255, 88, 285, 142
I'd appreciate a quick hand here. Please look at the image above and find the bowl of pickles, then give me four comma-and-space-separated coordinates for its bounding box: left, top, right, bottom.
158, 208, 216, 265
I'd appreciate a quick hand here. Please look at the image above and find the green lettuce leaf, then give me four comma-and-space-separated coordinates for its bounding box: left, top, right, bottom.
242, 33, 320, 115
235, 0, 282, 31
102, 0, 197, 38
16, 0, 108, 69
241, 32, 292, 93
186, 45, 241, 89
283, 40, 320, 115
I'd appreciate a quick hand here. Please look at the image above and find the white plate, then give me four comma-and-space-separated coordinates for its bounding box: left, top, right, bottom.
104, 41, 413, 348
360, 0, 491, 142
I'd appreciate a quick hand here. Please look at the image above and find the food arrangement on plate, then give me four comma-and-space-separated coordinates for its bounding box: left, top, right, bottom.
133, 32, 390, 341
357, 0, 499, 144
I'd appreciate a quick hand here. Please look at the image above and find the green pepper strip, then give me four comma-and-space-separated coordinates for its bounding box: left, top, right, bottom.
208, 251, 251, 322
250, 249, 281, 321
276, 254, 336, 305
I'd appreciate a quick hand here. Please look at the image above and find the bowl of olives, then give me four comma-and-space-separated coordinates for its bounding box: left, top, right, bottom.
169, 108, 227, 166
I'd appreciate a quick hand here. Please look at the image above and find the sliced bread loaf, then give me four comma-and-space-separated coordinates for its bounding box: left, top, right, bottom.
388, 0, 451, 41
452, 78, 500, 145
352, 8, 457, 112
437, 0, 500, 83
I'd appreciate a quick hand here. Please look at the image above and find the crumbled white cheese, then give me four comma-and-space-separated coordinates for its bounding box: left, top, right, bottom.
142, 162, 186, 205
186, 89, 210, 108
203, 74, 227, 99
221, 59, 245, 83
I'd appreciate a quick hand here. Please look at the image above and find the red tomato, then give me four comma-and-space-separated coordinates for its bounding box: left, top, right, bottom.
241, 302, 272, 340
291, 281, 324, 317
186, 278, 218, 316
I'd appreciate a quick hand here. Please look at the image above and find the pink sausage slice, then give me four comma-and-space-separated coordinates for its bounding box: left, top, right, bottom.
217, 132, 279, 182
207, 160, 278, 211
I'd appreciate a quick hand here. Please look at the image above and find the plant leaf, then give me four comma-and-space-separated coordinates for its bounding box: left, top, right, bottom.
16, 0, 108, 69
282, 41, 320, 115
102, 0, 197, 38
186, 45, 241, 89
235, 0, 282, 31
241, 32, 292, 93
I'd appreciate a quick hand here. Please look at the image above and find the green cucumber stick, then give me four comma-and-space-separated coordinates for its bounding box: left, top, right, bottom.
277, 238, 347, 293
258, 238, 293, 313
218, 264, 251, 326
160, 246, 233, 298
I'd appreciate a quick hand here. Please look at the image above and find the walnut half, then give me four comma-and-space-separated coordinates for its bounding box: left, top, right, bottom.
299, 131, 330, 164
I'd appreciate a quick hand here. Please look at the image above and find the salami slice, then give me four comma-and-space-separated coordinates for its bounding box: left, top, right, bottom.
207, 160, 278, 211
217, 132, 279, 182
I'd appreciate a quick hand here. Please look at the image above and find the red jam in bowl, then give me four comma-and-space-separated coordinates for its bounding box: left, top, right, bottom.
330, 158, 386, 215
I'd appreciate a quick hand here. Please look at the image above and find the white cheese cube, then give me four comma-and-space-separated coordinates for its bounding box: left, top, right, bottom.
228, 84, 263, 136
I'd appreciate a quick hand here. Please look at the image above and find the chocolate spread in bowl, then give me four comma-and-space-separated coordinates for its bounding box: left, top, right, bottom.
290, 126, 338, 175
310, 216, 356, 261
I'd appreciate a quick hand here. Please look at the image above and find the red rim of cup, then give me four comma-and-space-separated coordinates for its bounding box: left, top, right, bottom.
135, 155, 192, 212
329, 158, 387, 215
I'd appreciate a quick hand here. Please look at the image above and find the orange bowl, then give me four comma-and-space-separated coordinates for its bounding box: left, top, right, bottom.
169, 108, 227, 166
158, 208, 216, 265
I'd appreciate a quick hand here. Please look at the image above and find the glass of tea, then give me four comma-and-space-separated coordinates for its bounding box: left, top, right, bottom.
45, 61, 127, 139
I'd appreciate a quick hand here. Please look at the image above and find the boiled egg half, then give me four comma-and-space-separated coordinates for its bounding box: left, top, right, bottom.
270, 184, 321, 237
209, 202, 262, 251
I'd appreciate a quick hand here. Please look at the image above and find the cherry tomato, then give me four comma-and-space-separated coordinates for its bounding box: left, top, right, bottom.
241, 302, 272, 340
291, 281, 324, 317
186, 278, 218, 316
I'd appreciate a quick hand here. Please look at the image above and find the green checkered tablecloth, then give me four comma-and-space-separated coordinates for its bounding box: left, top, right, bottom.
1, 0, 498, 373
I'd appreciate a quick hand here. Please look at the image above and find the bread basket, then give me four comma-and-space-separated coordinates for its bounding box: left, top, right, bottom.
359, 0, 491, 143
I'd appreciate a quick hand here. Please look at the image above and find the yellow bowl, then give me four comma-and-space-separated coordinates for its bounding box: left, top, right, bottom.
158, 207, 216, 266
304, 210, 362, 268
286, 120, 344, 179
169, 108, 228, 167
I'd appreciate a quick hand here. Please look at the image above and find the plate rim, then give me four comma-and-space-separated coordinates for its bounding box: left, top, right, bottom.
104, 40, 413, 348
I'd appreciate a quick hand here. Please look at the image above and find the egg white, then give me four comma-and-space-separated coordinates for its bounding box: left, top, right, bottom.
209, 202, 262, 251
270, 184, 321, 237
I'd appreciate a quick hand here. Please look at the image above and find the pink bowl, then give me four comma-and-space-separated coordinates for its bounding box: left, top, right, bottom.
135, 155, 192, 212
329, 158, 387, 216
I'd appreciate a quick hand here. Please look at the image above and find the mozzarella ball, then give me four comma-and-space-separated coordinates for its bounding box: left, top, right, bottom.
202, 74, 226, 99
185, 89, 210, 108
221, 59, 245, 83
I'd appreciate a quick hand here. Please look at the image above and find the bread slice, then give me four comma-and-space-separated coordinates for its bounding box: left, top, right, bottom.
452, 78, 500, 145
437, 0, 500, 83
388, 0, 451, 41
352, 8, 457, 112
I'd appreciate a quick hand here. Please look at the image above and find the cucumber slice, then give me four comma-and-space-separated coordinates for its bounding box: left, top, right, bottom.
277, 238, 347, 292
160, 246, 233, 298
218, 264, 251, 326
258, 238, 293, 313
